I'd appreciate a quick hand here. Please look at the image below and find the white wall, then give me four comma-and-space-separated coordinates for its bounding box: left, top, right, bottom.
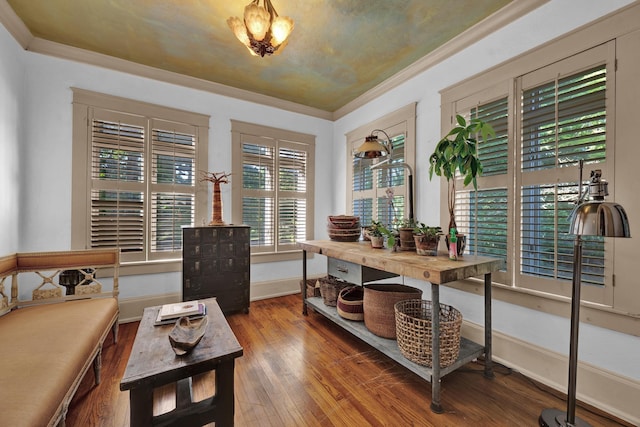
0, 24, 22, 255
7, 42, 334, 298
334, 0, 639, 383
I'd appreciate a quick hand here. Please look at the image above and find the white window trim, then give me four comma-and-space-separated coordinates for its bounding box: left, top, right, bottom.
71, 88, 209, 275
438, 10, 640, 335
346, 103, 417, 226
230, 120, 315, 263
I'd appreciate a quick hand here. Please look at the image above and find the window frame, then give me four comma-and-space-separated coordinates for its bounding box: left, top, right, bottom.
71, 88, 209, 275
346, 103, 417, 228
439, 21, 638, 334
230, 120, 315, 263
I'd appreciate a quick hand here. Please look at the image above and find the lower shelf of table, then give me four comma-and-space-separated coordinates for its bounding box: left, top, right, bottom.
305, 296, 484, 382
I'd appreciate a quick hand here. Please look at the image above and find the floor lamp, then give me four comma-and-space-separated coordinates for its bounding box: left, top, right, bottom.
354, 129, 414, 222
539, 161, 630, 427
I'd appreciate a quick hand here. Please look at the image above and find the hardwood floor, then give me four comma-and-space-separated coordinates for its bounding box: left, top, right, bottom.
67, 294, 631, 426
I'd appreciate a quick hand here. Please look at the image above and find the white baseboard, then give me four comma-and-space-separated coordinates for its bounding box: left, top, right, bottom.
462, 321, 640, 426
117, 278, 639, 426
117, 276, 308, 323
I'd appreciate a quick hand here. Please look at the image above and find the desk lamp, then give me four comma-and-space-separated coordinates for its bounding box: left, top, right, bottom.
354, 129, 414, 221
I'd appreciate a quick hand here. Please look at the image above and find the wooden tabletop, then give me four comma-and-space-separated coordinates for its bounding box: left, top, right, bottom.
120, 298, 243, 391
298, 240, 503, 285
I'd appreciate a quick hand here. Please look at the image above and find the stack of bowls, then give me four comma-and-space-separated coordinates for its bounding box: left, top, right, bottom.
327, 215, 361, 242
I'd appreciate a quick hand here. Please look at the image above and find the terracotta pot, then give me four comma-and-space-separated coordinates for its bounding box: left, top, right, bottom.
398, 227, 416, 251
414, 234, 440, 256
370, 236, 384, 248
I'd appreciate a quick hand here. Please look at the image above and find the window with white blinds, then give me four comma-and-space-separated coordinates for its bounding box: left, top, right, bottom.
455, 96, 510, 282
231, 121, 315, 261
446, 42, 614, 304
516, 48, 611, 301
352, 134, 408, 227
72, 89, 209, 267
346, 104, 416, 230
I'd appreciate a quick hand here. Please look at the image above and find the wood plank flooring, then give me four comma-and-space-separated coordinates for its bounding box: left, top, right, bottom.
66, 294, 631, 426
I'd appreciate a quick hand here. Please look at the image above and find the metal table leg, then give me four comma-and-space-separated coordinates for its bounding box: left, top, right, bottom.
484, 272, 494, 379
302, 249, 308, 315
430, 283, 443, 413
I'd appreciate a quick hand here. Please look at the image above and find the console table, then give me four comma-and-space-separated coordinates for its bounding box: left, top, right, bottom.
298, 240, 503, 413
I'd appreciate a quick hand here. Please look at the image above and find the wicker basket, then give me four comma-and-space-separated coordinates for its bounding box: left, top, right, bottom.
319, 276, 350, 306
300, 278, 321, 298
363, 284, 423, 339
337, 286, 364, 321
394, 299, 463, 368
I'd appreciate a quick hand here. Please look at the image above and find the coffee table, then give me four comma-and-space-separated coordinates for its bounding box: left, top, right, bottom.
120, 298, 243, 426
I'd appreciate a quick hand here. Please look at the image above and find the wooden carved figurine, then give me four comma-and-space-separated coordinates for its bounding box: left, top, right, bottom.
201, 171, 231, 226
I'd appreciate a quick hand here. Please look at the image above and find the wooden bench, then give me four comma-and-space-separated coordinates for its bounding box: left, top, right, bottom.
0, 250, 119, 427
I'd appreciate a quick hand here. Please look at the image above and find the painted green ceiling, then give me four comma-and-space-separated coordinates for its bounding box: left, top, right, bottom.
7, 0, 512, 112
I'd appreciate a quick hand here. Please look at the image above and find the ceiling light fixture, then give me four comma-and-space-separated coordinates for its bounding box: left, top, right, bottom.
227, 0, 294, 57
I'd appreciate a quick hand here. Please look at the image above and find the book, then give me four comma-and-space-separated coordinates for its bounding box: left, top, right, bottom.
155, 302, 207, 326
158, 301, 202, 320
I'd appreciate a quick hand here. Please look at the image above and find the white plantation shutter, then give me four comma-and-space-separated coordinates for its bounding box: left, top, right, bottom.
517, 47, 611, 303
90, 111, 146, 261
234, 123, 315, 258
278, 145, 308, 249
149, 120, 197, 259
88, 109, 199, 262
453, 96, 510, 284
351, 132, 408, 228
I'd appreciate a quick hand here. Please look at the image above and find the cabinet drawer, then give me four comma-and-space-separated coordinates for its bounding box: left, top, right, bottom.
328, 257, 398, 284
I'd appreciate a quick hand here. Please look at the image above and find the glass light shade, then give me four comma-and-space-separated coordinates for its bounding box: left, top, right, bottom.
244, 3, 270, 41
570, 201, 630, 237
227, 17, 250, 45
354, 136, 390, 159
270, 16, 294, 46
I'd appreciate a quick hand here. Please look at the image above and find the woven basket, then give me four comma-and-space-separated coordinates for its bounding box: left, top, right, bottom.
337, 286, 364, 321
363, 284, 423, 338
327, 215, 361, 242
319, 276, 350, 306
300, 278, 321, 298
394, 299, 463, 368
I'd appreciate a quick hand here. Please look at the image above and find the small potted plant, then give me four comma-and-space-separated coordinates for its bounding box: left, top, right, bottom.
428, 114, 495, 255
395, 218, 417, 251
369, 221, 395, 249
413, 223, 442, 256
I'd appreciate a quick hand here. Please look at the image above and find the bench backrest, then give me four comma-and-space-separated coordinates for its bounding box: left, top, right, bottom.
0, 249, 119, 316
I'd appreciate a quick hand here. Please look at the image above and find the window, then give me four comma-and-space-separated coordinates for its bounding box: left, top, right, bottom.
446, 42, 615, 305
72, 89, 209, 270
346, 104, 416, 228
231, 120, 315, 262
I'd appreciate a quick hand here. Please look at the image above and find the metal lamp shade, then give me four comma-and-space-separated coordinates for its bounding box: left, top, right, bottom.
570, 201, 631, 237
354, 136, 390, 159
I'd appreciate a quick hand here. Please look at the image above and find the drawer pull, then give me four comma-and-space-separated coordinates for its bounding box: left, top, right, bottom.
337, 266, 349, 273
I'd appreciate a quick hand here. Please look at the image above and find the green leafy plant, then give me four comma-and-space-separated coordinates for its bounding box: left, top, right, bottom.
394, 218, 417, 229
413, 223, 442, 237
428, 114, 495, 230
369, 220, 396, 247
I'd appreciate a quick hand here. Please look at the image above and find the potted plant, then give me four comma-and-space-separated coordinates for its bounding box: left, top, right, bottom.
428, 114, 495, 255
394, 218, 417, 251
369, 221, 396, 249
413, 223, 442, 256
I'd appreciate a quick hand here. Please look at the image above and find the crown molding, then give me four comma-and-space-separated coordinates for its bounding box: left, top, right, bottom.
332, 0, 550, 120
1, 0, 547, 122
0, 0, 33, 48
26, 37, 334, 121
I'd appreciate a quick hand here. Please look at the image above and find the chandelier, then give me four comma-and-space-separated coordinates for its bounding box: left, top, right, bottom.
227, 0, 294, 57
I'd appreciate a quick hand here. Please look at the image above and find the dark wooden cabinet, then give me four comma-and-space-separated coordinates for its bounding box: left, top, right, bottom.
182, 225, 250, 314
